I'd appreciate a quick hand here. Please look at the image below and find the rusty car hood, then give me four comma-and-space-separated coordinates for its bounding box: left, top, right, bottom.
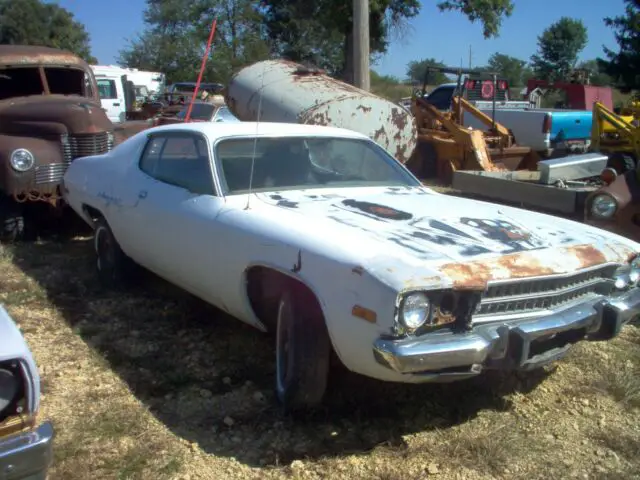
0, 95, 112, 135
255, 186, 639, 289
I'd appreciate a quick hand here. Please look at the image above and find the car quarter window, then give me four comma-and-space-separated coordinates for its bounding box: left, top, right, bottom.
139, 134, 216, 195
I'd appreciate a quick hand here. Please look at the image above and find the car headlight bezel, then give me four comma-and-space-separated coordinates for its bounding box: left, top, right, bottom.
9, 149, 35, 172
398, 292, 432, 331
590, 193, 618, 219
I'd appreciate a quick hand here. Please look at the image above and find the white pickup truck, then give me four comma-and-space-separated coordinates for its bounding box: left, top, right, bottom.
425, 82, 593, 158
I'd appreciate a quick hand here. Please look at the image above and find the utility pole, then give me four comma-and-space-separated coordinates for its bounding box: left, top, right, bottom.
353, 0, 370, 91
468, 45, 472, 69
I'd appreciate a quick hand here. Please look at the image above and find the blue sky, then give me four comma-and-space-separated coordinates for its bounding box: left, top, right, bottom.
53, 0, 626, 80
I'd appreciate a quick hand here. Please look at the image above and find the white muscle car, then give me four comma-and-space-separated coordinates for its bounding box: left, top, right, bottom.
61, 121, 640, 411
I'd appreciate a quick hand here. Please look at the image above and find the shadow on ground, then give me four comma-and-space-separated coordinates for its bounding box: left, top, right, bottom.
8, 236, 555, 467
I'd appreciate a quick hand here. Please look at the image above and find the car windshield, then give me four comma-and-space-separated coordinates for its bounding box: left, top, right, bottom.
176, 103, 214, 120
215, 136, 420, 194
213, 107, 240, 122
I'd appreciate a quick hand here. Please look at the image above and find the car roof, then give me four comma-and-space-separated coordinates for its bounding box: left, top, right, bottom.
145, 122, 371, 142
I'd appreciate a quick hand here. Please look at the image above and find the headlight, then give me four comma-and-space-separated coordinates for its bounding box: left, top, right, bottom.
10, 149, 35, 172
399, 292, 431, 331
0, 367, 20, 416
590, 194, 617, 218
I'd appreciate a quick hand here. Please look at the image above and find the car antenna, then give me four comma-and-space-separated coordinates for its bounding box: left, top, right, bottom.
244, 61, 267, 210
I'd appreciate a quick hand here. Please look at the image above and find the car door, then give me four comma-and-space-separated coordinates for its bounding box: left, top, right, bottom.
96, 76, 124, 123
115, 131, 228, 304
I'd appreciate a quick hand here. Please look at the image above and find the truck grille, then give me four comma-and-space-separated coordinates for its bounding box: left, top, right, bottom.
37, 132, 115, 186
35, 163, 69, 185
473, 264, 619, 320
61, 132, 113, 162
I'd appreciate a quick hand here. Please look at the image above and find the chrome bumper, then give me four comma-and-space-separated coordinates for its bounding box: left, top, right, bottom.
0, 421, 54, 480
373, 288, 640, 377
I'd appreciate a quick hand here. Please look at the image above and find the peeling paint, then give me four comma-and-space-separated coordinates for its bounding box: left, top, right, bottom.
225, 59, 418, 163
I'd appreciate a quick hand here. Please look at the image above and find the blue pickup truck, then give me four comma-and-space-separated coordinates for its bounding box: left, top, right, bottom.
425, 82, 593, 158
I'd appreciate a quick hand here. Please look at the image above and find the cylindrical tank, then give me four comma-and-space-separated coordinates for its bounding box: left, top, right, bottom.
225, 60, 417, 164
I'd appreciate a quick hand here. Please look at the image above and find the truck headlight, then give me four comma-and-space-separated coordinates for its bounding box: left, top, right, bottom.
590, 194, 617, 218
0, 367, 20, 418
10, 149, 35, 172
399, 292, 431, 331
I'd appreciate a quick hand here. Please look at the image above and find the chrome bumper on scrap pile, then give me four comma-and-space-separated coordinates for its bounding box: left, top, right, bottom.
373, 287, 640, 378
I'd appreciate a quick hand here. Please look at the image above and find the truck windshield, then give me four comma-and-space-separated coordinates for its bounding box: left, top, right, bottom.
215, 136, 420, 194
0, 67, 88, 100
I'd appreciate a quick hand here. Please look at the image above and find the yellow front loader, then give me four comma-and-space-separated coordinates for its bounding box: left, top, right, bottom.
592, 101, 640, 173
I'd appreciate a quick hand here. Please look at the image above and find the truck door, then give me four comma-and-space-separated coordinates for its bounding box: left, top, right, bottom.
96, 75, 125, 123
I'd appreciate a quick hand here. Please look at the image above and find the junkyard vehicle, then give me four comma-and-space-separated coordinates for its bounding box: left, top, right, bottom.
426, 78, 595, 158
410, 81, 540, 183
0, 305, 54, 478
0, 45, 118, 242
62, 122, 640, 412
584, 170, 640, 240
153, 98, 240, 126
591, 101, 640, 174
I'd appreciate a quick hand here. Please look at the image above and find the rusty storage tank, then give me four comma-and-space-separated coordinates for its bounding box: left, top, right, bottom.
225, 60, 417, 163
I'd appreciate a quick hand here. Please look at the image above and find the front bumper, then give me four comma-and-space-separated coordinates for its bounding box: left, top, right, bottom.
0, 421, 54, 480
373, 288, 640, 378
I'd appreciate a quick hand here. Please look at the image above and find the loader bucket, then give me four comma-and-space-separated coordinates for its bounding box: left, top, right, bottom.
487, 146, 540, 171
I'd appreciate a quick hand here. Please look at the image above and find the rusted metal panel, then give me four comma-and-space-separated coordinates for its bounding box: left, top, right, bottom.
225, 60, 418, 164
438, 242, 634, 290
0, 45, 89, 69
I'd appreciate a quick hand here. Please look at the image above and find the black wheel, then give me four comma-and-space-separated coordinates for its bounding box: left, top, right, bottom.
0, 197, 26, 243
94, 217, 137, 288
607, 153, 636, 175
275, 286, 331, 412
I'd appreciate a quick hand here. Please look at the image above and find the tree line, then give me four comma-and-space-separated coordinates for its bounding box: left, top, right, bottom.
0, 0, 638, 94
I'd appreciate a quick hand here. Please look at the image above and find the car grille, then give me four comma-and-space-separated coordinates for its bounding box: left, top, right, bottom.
34, 132, 115, 186
34, 163, 69, 185
61, 132, 113, 162
473, 264, 619, 321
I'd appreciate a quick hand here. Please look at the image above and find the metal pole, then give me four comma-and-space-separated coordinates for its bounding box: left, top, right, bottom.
353, 0, 370, 90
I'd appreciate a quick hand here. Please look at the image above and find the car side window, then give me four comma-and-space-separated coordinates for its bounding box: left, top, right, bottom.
139, 134, 216, 195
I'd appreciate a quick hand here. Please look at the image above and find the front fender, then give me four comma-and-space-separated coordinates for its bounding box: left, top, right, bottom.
0, 135, 64, 194
241, 249, 399, 376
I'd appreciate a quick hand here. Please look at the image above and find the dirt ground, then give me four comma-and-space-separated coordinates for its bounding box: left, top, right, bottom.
1, 220, 639, 480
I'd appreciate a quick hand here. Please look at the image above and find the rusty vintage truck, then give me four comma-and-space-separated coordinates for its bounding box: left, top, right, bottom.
0, 45, 148, 242
585, 170, 640, 240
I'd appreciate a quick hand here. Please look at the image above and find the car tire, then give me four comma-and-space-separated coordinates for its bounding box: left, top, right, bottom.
0, 197, 26, 243
275, 286, 331, 413
94, 217, 137, 288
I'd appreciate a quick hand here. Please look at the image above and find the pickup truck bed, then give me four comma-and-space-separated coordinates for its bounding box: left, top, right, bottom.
462, 108, 592, 157
425, 83, 593, 157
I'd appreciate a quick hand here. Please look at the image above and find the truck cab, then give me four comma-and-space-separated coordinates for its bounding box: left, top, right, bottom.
0, 45, 116, 241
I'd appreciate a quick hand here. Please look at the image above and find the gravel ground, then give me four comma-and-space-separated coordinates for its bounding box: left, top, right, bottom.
0, 226, 638, 479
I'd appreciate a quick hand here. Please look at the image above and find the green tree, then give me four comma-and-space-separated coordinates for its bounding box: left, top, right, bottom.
0, 0, 96, 63
436, 0, 514, 38
262, 0, 515, 81
598, 0, 640, 92
118, 0, 269, 84
530, 17, 588, 82
406, 58, 449, 84
486, 52, 532, 87
577, 59, 612, 86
